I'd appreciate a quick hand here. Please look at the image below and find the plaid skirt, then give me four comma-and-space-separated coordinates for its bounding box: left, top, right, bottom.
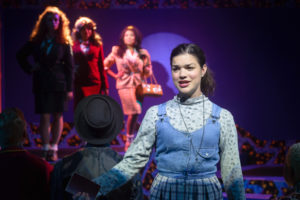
150, 173, 223, 200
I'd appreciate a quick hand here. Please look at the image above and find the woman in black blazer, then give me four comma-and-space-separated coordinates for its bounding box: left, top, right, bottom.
16, 6, 74, 161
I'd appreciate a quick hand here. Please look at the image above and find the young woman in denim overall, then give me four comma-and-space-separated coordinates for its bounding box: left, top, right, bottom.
87, 43, 246, 199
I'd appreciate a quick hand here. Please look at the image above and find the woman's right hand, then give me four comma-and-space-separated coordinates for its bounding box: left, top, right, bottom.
107, 69, 122, 80
116, 71, 125, 79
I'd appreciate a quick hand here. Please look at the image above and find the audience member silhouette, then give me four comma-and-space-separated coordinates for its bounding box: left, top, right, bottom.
0, 107, 53, 200
282, 142, 300, 199
50, 95, 143, 200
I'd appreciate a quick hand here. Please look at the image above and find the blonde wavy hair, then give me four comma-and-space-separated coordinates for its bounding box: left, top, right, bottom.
72, 16, 102, 46
30, 6, 72, 45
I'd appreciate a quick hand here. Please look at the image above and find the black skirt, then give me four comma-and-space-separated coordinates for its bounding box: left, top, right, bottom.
34, 92, 67, 114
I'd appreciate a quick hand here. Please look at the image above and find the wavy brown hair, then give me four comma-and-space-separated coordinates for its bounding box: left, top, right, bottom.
72, 16, 102, 46
170, 43, 216, 96
117, 25, 143, 58
30, 6, 72, 45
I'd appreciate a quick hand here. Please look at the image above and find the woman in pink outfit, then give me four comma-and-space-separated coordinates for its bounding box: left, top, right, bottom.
104, 25, 152, 150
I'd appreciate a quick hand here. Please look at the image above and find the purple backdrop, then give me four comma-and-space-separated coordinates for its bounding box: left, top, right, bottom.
1, 9, 299, 140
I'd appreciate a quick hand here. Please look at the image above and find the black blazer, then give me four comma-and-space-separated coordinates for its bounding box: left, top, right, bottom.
16, 41, 74, 93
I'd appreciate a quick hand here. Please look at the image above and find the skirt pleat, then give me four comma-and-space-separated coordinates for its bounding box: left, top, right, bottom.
150, 173, 223, 200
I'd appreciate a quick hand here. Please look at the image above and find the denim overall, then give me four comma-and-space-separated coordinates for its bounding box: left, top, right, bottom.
155, 103, 221, 179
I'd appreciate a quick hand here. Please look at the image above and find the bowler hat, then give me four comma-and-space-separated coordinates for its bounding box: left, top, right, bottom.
74, 95, 123, 145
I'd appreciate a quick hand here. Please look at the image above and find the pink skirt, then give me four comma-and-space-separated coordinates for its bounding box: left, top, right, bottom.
118, 88, 141, 115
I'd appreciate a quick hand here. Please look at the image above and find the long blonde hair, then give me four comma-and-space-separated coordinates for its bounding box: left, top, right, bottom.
72, 16, 102, 46
30, 6, 72, 45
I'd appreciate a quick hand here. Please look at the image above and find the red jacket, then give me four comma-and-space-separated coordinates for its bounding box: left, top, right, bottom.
72, 41, 109, 107
0, 147, 53, 200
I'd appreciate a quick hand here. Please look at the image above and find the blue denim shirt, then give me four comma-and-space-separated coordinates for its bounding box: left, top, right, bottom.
155, 103, 221, 179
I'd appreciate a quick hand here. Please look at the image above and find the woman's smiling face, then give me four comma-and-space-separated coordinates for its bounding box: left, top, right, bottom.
123, 30, 135, 47
171, 53, 207, 98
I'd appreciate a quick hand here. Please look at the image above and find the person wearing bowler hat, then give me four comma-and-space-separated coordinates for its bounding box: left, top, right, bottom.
50, 95, 143, 200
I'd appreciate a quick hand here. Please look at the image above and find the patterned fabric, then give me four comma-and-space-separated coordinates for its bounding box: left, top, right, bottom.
94, 95, 245, 199
150, 173, 222, 200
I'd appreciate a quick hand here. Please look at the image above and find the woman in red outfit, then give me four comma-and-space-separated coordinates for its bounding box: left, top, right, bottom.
72, 17, 109, 109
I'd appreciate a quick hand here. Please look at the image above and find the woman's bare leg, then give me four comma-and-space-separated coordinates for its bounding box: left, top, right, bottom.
125, 114, 139, 151
51, 112, 63, 145
40, 113, 51, 149
49, 112, 63, 161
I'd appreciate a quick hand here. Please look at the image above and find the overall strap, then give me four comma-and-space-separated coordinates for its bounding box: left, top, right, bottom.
211, 103, 221, 121
157, 103, 167, 120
